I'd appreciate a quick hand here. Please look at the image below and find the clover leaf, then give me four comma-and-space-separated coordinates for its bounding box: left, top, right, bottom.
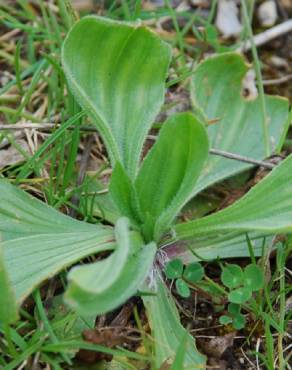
183, 262, 204, 283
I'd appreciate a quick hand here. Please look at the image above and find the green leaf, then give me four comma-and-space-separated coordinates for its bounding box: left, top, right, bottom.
0, 242, 18, 324
219, 315, 232, 325
65, 218, 156, 316
244, 264, 264, 291
49, 295, 96, 342
143, 271, 206, 369
0, 181, 115, 323
80, 176, 120, 224
183, 262, 204, 283
228, 303, 241, 316
0, 180, 103, 241
175, 278, 190, 298
232, 313, 246, 330
190, 52, 289, 196
62, 16, 171, 177
165, 232, 271, 262
165, 258, 183, 279
175, 155, 292, 239
228, 287, 251, 304
109, 162, 140, 223
221, 264, 243, 289
169, 331, 189, 370
135, 112, 209, 240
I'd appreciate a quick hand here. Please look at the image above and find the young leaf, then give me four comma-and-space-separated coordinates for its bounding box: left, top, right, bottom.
175, 278, 190, 298
228, 287, 251, 304
232, 313, 246, 330
143, 271, 206, 369
65, 218, 156, 316
221, 264, 243, 289
109, 162, 140, 223
175, 155, 292, 239
62, 16, 171, 177
0, 181, 115, 323
244, 264, 264, 291
190, 52, 289, 196
219, 315, 232, 325
135, 112, 209, 240
165, 258, 183, 279
183, 262, 204, 283
228, 303, 241, 316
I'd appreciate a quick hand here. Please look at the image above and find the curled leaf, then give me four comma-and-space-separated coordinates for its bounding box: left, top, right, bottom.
65, 218, 156, 315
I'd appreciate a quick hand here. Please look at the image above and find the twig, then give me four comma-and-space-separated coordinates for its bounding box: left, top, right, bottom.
238, 19, 292, 52
263, 74, 292, 86
209, 148, 275, 169
148, 135, 275, 169
0, 28, 21, 43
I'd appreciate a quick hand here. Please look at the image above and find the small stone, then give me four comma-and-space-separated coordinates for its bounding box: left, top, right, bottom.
215, 0, 242, 38
257, 0, 278, 27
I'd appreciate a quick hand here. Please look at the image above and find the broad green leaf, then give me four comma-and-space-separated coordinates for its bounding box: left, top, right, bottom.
0, 242, 18, 324
4, 231, 114, 307
143, 271, 206, 369
62, 16, 171, 177
175, 155, 292, 239
0, 181, 114, 322
221, 264, 243, 289
65, 218, 156, 316
135, 112, 209, 241
0, 180, 101, 241
244, 264, 264, 291
191, 52, 289, 196
169, 332, 189, 370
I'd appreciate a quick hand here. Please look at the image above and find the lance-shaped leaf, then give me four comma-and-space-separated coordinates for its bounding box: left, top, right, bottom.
175, 155, 292, 240
135, 112, 209, 241
62, 16, 171, 178
65, 218, 156, 316
143, 270, 206, 369
164, 232, 272, 263
109, 162, 141, 224
0, 180, 103, 241
0, 181, 115, 323
0, 242, 18, 324
191, 52, 289, 196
